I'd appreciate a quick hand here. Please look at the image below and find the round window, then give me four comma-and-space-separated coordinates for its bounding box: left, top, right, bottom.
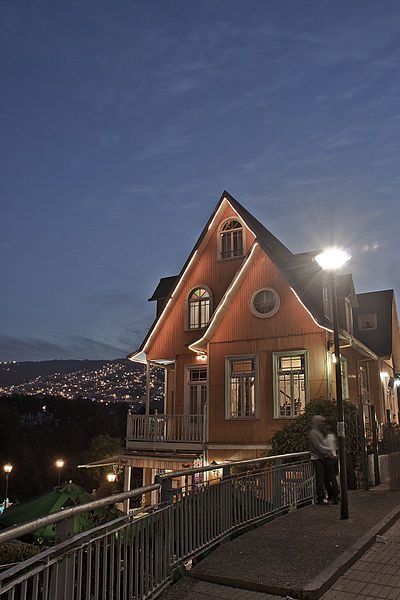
250, 288, 280, 318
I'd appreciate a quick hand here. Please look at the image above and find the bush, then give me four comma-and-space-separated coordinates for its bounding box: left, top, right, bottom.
269, 398, 362, 489
0, 542, 41, 566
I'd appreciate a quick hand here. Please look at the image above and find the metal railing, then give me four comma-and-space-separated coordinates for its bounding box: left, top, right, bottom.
126, 412, 204, 443
0, 452, 313, 599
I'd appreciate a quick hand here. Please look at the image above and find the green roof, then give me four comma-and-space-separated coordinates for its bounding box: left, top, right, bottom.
0, 481, 124, 546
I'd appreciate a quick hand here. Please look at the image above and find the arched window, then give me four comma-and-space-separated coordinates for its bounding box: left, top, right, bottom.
188, 287, 211, 329
220, 220, 243, 259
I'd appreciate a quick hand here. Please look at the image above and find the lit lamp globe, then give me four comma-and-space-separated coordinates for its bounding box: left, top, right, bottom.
56, 459, 64, 485
3, 464, 13, 507
315, 248, 350, 271
106, 473, 117, 483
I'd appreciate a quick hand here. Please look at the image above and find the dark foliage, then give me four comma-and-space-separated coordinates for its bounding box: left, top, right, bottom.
0, 394, 128, 501
269, 398, 362, 489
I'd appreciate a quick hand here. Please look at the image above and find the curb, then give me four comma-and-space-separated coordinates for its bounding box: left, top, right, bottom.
301, 504, 400, 599
190, 505, 400, 600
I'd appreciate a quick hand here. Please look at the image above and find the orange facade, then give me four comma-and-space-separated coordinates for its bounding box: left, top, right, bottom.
130, 192, 400, 470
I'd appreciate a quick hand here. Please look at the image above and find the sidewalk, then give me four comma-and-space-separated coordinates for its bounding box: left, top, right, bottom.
160, 486, 400, 600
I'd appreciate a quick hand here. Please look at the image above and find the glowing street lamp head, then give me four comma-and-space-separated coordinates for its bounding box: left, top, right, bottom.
3, 464, 13, 474
315, 248, 351, 271
106, 473, 117, 483
56, 459, 64, 469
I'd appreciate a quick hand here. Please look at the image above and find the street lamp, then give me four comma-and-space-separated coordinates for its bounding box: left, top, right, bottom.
56, 459, 64, 485
315, 248, 350, 520
3, 464, 13, 508
106, 472, 117, 483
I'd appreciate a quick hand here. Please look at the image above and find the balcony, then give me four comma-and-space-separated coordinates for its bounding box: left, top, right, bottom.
126, 411, 204, 451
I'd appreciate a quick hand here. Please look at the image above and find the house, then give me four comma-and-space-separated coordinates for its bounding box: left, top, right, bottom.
122, 191, 400, 499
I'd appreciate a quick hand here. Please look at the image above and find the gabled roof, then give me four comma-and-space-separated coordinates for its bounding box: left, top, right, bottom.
353, 290, 394, 358
129, 191, 334, 361
148, 276, 178, 302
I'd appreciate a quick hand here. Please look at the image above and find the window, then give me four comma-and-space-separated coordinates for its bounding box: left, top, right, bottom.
273, 351, 308, 418
188, 287, 211, 329
186, 367, 207, 415
345, 298, 353, 334
219, 219, 244, 259
358, 313, 377, 331
226, 356, 257, 419
250, 288, 279, 318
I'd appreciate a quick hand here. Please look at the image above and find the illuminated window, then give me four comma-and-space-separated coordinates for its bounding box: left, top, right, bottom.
188, 287, 211, 329
219, 219, 244, 259
273, 351, 308, 418
250, 288, 279, 318
225, 356, 258, 419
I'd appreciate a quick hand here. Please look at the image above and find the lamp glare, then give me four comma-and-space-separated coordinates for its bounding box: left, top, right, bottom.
315, 248, 351, 271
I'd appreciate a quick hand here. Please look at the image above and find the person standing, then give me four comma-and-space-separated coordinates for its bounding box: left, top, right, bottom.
323, 418, 339, 504
309, 415, 333, 505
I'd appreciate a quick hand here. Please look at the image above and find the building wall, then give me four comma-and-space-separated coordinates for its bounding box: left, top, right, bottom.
207, 332, 328, 445
147, 203, 255, 362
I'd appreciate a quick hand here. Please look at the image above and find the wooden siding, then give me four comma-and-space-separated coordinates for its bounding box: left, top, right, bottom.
211, 246, 324, 344
207, 333, 328, 445
147, 203, 255, 361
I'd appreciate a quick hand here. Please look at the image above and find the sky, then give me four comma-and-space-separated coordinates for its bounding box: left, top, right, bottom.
1, 0, 400, 362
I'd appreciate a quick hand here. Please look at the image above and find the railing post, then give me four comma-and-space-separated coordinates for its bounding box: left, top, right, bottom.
273, 458, 282, 510
52, 517, 75, 599
155, 474, 174, 503
222, 465, 231, 479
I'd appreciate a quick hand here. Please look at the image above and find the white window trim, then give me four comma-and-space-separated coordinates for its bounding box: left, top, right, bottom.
273, 350, 309, 419
217, 217, 246, 261
185, 285, 213, 331
249, 287, 280, 318
225, 354, 259, 420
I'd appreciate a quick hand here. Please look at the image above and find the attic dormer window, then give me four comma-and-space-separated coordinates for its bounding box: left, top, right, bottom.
188, 287, 211, 329
220, 219, 244, 259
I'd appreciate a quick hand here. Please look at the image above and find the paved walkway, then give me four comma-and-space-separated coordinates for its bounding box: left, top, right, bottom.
166, 518, 400, 599
161, 487, 400, 600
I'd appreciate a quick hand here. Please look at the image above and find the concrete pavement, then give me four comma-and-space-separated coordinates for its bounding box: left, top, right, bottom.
160, 486, 400, 600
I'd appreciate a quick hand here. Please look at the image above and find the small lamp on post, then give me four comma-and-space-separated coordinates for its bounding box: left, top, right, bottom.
106, 472, 117, 483
315, 247, 350, 520
3, 464, 13, 508
56, 459, 64, 485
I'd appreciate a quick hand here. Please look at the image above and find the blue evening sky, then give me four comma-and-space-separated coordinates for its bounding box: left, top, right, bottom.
1, 0, 399, 361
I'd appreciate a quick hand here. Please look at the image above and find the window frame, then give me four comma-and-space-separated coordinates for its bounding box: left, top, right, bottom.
184, 364, 208, 416
217, 217, 245, 261
185, 285, 213, 331
225, 354, 259, 420
249, 287, 280, 318
273, 350, 309, 419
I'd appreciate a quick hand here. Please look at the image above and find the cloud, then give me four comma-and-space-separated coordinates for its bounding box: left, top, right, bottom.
0, 334, 130, 362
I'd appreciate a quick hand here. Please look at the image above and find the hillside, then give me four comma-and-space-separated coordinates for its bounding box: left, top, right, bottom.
0, 359, 164, 404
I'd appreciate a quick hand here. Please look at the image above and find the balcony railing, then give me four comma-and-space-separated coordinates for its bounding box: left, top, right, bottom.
126, 411, 204, 446
0, 452, 312, 600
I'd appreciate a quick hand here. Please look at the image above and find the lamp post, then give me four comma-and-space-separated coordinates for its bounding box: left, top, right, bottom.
56, 459, 64, 485
3, 464, 13, 508
315, 248, 350, 520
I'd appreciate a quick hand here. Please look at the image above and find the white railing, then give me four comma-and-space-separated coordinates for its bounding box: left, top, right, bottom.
0, 452, 313, 599
127, 412, 204, 443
